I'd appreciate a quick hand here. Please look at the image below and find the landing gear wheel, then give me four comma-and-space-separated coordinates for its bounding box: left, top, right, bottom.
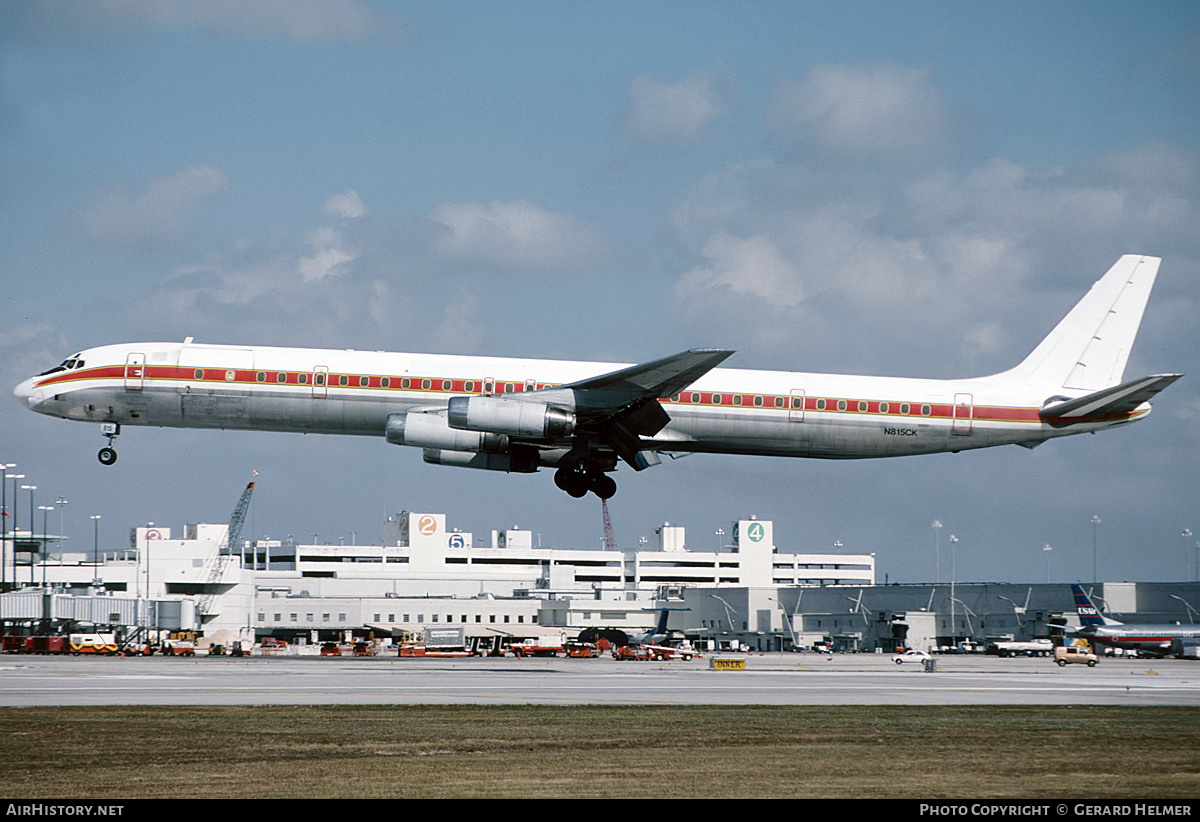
590, 473, 616, 500
554, 467, 588, 498
98, 447, 117, 466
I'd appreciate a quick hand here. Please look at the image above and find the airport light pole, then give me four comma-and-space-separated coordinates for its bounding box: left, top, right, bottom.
1182, 529, 1194, 582
931, 520, 943, 584
949, 534, 959, 646
1043, 543, 1052, 584
1168, 594, 1198, 624
5, 473, 24, 589
22, 485, 36, 585
91, 515, 101, 572
1090, 515, 1101, 583
766, 596, 798, 650
0, 464, 15, 589
38, 505, 53, 587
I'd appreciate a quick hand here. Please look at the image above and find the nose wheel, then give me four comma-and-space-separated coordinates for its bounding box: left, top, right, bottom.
97, 423, 120, 466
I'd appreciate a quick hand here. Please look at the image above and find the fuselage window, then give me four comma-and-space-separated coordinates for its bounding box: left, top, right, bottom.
381, 377, 390, 389
225, 370, 236, 382
732, 395, 742, 406
879, 401, 889, 413
338, 375, 349, 387
314, 373, 326, 386
421, 379, 431, 390
277, 373, 287, 383
837, 400, 847, 412
442, 380, 452, 391
858, 401, 868, 412
900, 403, 910, 415
921, 404, 932, 416
360, 376, 369, 387
401, 378, 411, 389
712, 394, 722, 405
464, 380, 474, 392
816, 398, 826, 411
691, 393, 701, 403
194, 369, 204, 380
256, 372, 266, 383
504, 383, 514, 393
299, 374, 308, 385
753, 396, 763, 407
775, 397, 785, 408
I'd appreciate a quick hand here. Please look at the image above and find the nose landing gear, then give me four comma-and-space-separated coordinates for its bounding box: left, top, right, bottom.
98, 422, 120, 466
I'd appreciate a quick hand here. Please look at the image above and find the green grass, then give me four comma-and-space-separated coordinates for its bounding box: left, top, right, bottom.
2, 705, 1197, 799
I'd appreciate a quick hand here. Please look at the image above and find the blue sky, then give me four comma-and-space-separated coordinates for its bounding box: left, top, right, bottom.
3, 1, 1199, 585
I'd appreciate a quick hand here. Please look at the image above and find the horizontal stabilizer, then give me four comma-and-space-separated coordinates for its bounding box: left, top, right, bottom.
1040, 374, 1181, 423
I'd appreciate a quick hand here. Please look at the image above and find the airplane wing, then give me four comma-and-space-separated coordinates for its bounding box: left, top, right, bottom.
560, 348, 735, 402
1040, 373, 1182, 424
556, 349, 735, 470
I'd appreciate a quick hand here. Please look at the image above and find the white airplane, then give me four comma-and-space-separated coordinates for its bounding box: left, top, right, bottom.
14, 255, 1180, 500
1066, 585, 1200, 658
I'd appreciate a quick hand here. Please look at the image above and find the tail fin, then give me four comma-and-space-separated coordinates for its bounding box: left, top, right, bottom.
1002, 255, 1161, 391
1071, 584, 1121, 627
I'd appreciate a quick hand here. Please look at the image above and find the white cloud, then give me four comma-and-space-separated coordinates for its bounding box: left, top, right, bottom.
323, 190, 366, 220
428, 288, 485, 354
78, 165, 228, 247
676, 232, 806, 309
624, 72, 727, 141
428, 200, 609, 274
770, 63, 946, 157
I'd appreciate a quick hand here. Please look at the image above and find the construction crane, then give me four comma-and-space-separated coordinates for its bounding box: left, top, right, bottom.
601, 498, 616, 552
195, 481, 255, 623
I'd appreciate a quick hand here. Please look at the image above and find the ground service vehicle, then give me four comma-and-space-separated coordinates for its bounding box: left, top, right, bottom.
69, 633, 118, 655
988, 639, 1053, 657
1055, 646, 1098, 666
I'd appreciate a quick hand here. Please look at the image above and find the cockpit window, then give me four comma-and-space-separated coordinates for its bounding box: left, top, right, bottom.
37, 354, 85, 376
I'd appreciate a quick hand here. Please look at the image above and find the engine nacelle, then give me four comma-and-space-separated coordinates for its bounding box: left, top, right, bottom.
385, 411, 508, 453
423, 445, 541, 473
446, 396, 574, 439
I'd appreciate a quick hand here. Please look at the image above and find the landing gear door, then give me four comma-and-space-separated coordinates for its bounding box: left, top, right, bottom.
124, 353, 146, 391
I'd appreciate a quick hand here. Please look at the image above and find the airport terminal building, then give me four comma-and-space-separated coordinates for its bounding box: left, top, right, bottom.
3, 507, 1198, 654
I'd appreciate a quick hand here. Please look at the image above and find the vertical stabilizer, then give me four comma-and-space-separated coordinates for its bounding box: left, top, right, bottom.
1003, 255, 1161, 391
1071, 584, 1120, 627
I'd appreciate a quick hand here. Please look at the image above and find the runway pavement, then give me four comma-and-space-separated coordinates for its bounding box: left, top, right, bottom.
3, 652, 1199, 707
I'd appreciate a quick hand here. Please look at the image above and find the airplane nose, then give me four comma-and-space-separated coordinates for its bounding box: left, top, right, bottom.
13, 377, 38, 409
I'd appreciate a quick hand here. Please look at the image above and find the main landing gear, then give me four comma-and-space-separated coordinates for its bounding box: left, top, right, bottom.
554, 466, 617, 500
98, 422, 120, 466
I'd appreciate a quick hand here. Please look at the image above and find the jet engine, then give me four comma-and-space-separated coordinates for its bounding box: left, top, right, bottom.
385, 411, 508, 453
446, 396, 574, 439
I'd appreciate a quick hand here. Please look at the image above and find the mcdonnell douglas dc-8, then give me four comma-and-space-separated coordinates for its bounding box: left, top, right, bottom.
14, 255, 1180, 500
